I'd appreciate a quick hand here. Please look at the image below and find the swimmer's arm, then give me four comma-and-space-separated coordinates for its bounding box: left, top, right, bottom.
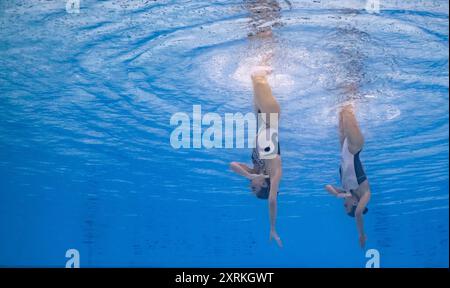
229, 162, 256, 180
268, 157, 283, 247
325, 185, 351, 198
355, 190, 371, 248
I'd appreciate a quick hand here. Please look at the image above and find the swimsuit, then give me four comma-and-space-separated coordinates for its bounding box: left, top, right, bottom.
251, 110, 280, 175
339, 137, 367, 193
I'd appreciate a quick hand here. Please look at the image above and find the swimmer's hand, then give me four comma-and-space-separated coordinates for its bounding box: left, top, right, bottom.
325, 185, 350, 198
359, 234, 367, 248
337, 192, 352, 199
248, 174, 265, 181
270, 229, 283, 248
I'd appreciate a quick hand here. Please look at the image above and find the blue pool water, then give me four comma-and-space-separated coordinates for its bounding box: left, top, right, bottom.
0, 0, 448, 268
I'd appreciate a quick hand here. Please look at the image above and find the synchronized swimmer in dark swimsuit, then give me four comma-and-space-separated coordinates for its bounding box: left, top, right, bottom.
325, 23, 372, 248
230, 0, 283, 248
325, 97, 371, 248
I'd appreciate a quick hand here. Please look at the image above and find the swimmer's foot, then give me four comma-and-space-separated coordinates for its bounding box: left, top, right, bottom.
248, 29, 273, 39
339, 100, 356, 113
251, 65, 273, 78
257, 29, 273, 38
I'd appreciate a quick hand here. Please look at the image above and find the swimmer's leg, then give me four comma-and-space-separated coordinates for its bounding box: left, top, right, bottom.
340, 104, 364, 154
339, 106, 345, 147
251, 67, 280, 127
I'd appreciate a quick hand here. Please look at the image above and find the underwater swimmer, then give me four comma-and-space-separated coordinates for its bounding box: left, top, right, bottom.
325, 100, 371, 248
230, 66, 283, 248
229, 0, 284, 248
